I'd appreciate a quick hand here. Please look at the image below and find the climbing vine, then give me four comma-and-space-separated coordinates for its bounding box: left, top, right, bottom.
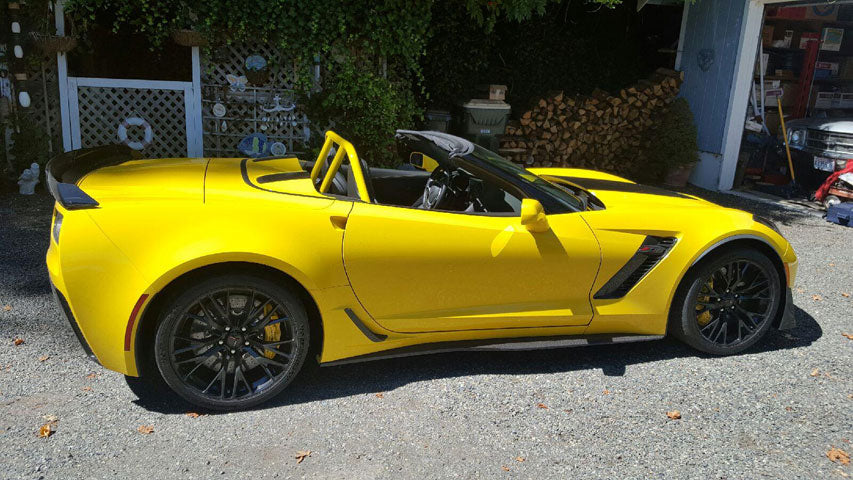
62, 0, 648, 164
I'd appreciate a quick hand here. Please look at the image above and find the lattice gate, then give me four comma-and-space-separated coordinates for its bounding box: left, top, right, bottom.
67, 77, 202, 158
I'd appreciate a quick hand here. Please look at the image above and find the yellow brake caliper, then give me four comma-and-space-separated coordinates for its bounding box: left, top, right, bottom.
696, 279, 712, 327
262, 304, 281, 359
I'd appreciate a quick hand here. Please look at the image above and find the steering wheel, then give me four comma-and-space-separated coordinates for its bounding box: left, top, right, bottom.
422, 167, 450, 210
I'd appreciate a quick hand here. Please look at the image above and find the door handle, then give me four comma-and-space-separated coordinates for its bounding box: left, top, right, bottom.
330, 215, 348, 230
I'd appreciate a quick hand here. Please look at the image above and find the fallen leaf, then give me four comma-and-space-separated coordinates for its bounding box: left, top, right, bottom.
38, 355, 49, 362
186, 412, 201, 418
295, 450, 311, 464
830, 263, 836, 267
666, 410, 682, 420
85, 373, 97, 380
536, 403, 548, 409
603, 389, 610, 395
813, 294, 823, 301
137, 425, 154, 434
827, 447, 850, 465
811, 368, 821, 377
516, 457, 526, 462
3, 305, 10, 311
842, 292, 850, 298
12, 337, 23, 346
81, 386, 92, 392
785, 406, 793, 412
843, 333, 853, 341
501, 466, 510, 472
38, 423, 53, 438
375, 393, 384, 399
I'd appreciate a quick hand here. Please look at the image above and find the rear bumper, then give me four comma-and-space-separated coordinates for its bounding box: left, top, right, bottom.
777, 288, 796, 331
50, 281, 100, 364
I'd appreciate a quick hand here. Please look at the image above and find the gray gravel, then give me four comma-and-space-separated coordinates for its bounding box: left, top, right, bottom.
1, 187, 851, 479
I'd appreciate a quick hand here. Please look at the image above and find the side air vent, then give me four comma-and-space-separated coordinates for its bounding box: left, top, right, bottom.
593, 236, 677, 300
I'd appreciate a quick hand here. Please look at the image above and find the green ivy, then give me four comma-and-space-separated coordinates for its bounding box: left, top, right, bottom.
61, 0, 663, 164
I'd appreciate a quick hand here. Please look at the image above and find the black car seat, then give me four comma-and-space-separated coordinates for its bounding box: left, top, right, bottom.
347, 158, 376, 202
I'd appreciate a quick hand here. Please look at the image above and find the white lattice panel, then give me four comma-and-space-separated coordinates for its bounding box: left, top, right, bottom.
201, 42, 312, 157
72, 81, 190, 158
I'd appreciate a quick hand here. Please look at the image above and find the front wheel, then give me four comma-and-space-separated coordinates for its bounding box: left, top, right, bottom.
670, 248, 782, 355
154, 274, 310, 411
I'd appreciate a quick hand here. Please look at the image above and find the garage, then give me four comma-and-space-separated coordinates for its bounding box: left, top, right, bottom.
679, 1, 853, 208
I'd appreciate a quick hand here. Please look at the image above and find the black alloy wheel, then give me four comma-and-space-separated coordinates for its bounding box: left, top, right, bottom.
671, 248, 782, 355
154, 275, 309, 410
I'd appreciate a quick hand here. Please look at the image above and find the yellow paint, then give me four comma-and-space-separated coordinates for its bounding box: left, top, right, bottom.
47, 132, 797, 375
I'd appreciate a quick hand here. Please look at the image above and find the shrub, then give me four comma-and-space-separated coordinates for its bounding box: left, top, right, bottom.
639, 97, 698, 182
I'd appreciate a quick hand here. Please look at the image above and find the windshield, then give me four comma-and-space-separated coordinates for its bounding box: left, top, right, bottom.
467, 146, 586, 211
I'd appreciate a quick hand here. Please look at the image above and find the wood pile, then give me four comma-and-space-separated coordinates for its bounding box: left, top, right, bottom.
499, 68, 685, 177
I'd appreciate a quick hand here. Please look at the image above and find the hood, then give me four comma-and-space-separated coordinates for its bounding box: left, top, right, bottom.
784, 117, 853, 133
77, 157, 208, 203
557, 176, 716, 210
529, 167, 718, 211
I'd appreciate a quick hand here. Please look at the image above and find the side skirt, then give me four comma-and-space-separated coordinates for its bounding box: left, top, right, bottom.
321, 333, 664, 367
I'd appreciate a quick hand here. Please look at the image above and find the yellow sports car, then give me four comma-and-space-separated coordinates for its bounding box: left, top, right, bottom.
45, 130, 797, 410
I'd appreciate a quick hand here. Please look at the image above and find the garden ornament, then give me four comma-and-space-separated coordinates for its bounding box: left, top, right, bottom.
18, 162, 39, 195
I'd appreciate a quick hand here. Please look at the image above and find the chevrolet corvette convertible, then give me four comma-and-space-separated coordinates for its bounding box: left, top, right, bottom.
45, 130, 797, 410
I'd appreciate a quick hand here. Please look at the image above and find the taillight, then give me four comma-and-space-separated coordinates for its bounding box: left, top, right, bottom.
52, 210, 63, 243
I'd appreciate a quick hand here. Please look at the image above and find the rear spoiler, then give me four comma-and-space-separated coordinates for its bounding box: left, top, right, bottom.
46, 145, 141, 210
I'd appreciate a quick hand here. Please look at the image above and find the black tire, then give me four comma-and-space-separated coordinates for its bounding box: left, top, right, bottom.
154, 274, 310, 411
670, 247, 782, 355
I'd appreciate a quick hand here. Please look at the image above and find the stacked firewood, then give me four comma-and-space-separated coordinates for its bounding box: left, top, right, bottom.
499, 68, 684, 176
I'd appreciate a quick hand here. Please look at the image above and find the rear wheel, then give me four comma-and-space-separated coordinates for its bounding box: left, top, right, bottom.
670, 248, 782, 355
154, 274, 309, 411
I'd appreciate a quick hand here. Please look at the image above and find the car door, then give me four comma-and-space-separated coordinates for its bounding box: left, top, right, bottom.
342, 202, 601, 333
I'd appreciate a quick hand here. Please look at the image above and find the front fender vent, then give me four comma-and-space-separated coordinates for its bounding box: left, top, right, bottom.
593, 236, 677, 300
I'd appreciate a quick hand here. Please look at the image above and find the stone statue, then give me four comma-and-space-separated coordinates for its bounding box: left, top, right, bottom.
18, 162, 40, 195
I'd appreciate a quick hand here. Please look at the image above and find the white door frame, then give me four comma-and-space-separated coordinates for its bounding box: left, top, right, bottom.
66, 77, 203, 157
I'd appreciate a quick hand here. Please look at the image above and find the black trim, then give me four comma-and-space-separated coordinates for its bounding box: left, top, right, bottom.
50, 283, 99, 364
594, 236, 678, 299
257, 171, 311, 183
777, 288, 796, 330
322, 333, 664, 366
344, 308, 387, 342
555, 176, 693, 199
239, 158, 359, 202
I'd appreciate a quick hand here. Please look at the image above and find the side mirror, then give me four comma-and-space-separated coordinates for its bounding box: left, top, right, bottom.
520, 198, 549, 233
409, 152, 424, 168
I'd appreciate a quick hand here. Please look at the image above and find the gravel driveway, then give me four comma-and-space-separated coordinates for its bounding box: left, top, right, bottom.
1, 188, 851, 479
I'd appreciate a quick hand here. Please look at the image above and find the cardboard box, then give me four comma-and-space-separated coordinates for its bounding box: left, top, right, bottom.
799, 32, 820, 49
767, 6, 806, 19
782, 30, 794, 48
805, 5, 838, 21
821, 27, 844, 52
814, 91, 841, 109
815, 61, 840, 78
762, 25, 775, 47
488, 85, 507, 101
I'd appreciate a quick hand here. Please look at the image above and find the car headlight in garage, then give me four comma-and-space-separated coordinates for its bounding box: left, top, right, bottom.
788, 129, 805, 146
